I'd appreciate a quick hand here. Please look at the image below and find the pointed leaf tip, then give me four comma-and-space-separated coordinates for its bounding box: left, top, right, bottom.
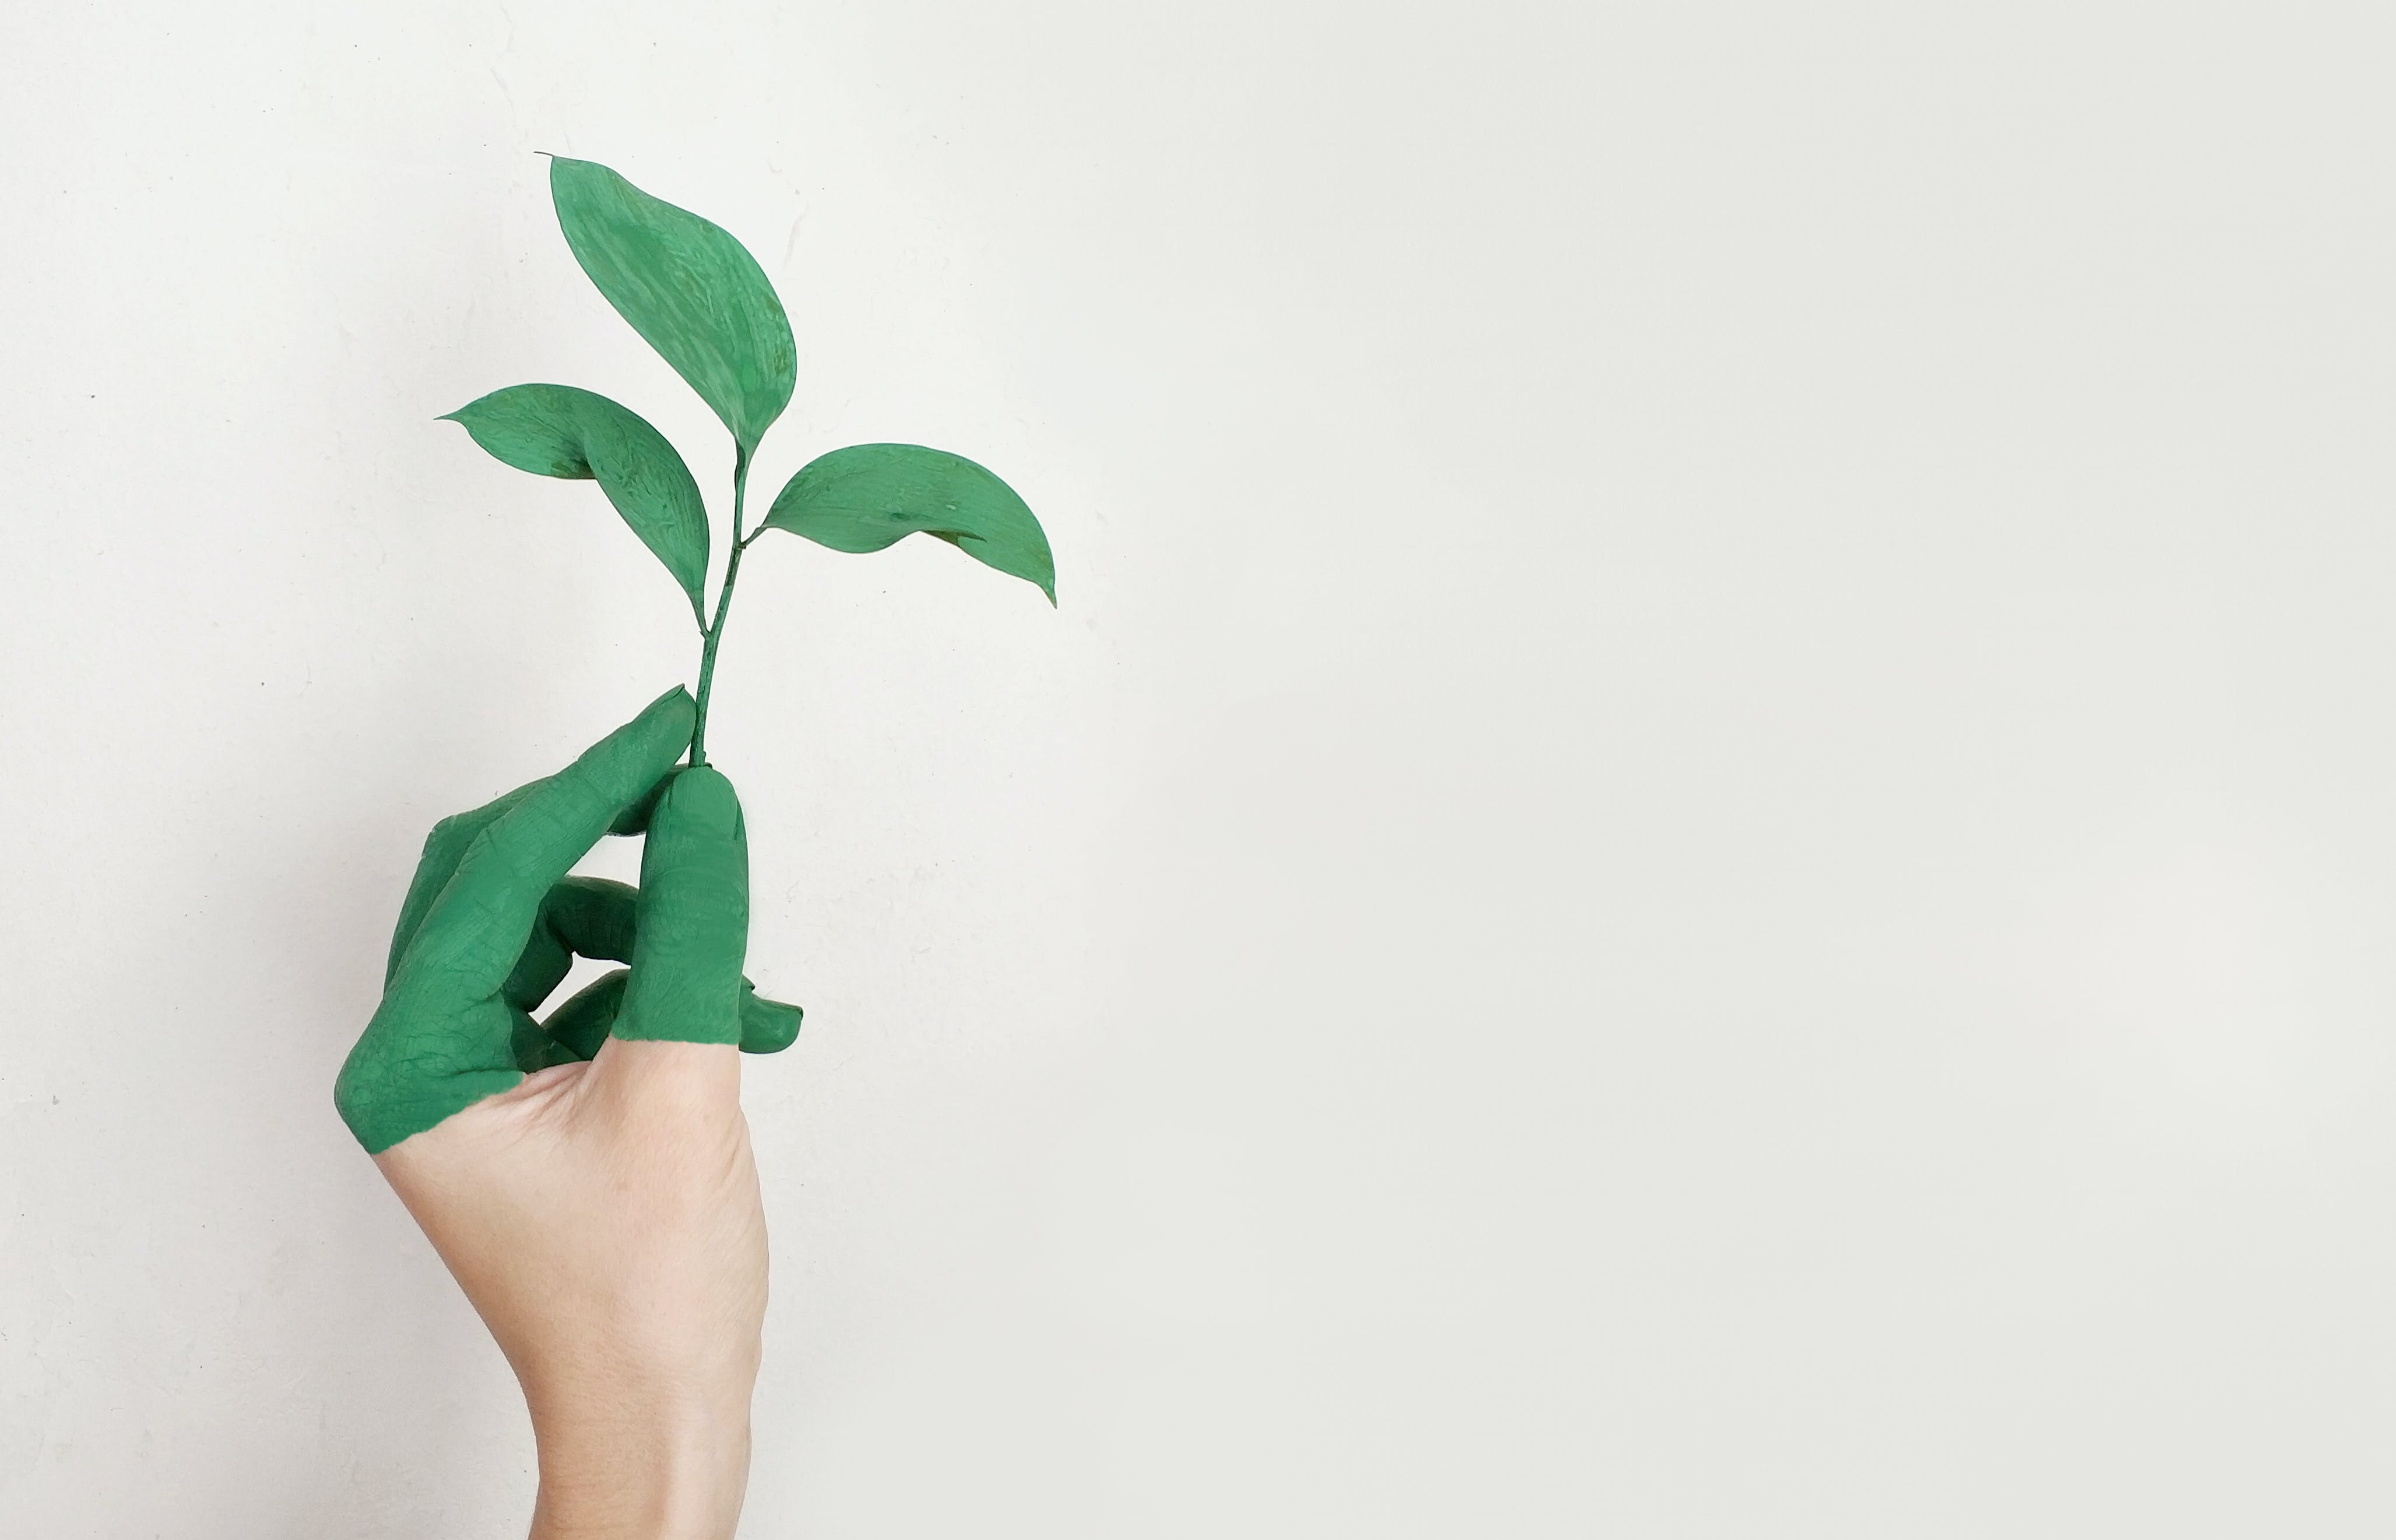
758, 443, 1056, 604
547, 157, 795, 457
442, 384, 711, 620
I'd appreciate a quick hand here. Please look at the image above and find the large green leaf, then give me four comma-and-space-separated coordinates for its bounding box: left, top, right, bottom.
549, 156, 795, 457
759, 444, 1056, 605
440, 384, 710, 621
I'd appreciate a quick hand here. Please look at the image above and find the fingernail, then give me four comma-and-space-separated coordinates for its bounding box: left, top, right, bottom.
644, 684, 696, 715
667, 766, 740, 839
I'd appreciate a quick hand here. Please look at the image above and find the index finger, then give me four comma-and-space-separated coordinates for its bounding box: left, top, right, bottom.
398, 686, 697, 994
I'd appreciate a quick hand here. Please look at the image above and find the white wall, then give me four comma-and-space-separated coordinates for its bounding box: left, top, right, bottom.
5, 2, 2395, 1534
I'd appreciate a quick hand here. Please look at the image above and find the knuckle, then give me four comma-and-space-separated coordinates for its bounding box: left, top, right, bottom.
421, 817, 459, 856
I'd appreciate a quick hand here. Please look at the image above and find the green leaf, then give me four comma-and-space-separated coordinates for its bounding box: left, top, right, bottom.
759, 444, 1056, 605
548, 156, 796, 458
440, 384, 711, 621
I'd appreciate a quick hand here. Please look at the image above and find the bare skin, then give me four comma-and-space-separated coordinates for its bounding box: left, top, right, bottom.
338, 692, 796, 1539
375, 1039, 764, 1540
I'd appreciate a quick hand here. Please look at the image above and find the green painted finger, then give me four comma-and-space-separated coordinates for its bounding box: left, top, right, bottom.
614, 767, 749, 1043
384, 783, 535, 986
540, 966, 632, 1061
500, 877, 641, 1012
336, 687, 698, 1155
403, 687, 697, 993
498, 875, 803, 1052
607, 774, 672, 837
533, 965, 803, 1061
393, 769, 675, 984
510, 1005, 587, 1073
739, 986, 803, 1053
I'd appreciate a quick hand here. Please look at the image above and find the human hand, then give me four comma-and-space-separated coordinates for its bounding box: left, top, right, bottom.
335, 686, 798, 1540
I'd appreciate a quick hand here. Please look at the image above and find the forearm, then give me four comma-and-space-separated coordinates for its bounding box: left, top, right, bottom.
346, 703, 777, 1540
528, 1397, 751, 1540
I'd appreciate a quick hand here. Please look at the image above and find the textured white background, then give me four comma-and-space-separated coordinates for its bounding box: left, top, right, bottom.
5, 2, 2395, 1534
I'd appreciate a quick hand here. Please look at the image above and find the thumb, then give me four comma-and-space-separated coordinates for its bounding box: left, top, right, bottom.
616, 767, 749, 1045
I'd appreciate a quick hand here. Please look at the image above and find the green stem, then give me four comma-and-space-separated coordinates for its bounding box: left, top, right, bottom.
688, 446, 751, 768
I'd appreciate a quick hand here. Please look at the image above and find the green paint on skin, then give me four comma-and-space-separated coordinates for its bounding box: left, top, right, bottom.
349, 157, 1067, 1153
334, 689, 800, 1154
502, 878, 800, 1059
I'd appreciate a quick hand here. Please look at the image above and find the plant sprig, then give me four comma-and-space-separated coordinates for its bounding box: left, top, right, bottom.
441, 156, 1056, 767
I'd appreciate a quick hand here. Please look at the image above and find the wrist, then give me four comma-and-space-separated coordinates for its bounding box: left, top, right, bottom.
527, 1395, 751, 1540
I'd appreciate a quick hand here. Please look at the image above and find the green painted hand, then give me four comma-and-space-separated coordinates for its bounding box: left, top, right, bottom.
334, 686, 799, 1154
